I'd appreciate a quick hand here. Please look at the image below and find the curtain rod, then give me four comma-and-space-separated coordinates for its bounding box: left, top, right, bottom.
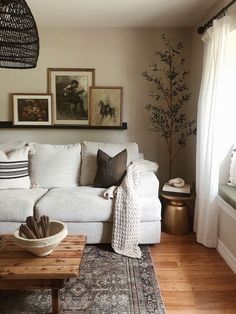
197, 0, 236, 34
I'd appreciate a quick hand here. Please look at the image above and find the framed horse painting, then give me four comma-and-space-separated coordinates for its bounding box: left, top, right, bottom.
89, 86, 123, 127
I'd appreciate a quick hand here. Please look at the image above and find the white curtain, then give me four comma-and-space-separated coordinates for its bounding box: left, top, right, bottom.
194, 17, 231, 247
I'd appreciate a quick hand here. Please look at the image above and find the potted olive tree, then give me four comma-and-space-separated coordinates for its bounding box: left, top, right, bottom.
142, 34, 196, 179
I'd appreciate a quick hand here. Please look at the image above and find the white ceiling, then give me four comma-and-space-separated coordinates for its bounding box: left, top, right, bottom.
27, 0, 219, 28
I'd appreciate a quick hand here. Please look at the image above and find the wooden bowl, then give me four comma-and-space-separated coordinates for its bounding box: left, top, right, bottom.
14, 220, 68, 256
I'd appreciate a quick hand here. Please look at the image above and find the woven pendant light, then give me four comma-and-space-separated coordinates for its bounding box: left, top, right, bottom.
0, 0, 39, 69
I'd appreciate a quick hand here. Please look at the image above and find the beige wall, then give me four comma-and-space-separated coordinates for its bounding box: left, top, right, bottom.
1, 2, 233, 185
0, 27, 192, 184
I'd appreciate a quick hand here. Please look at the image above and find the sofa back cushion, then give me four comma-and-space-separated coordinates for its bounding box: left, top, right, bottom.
0, 146, 31, 189
80, 141, 139, 186
29, 143, 81, 188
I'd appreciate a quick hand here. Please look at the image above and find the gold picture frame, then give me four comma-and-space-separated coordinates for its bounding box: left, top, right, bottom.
12, 93, 52, 126
48, 68, 95, 125
89, 86, 123, 127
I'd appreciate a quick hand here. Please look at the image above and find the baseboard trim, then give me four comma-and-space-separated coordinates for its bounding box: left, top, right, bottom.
217, 239, 236, 274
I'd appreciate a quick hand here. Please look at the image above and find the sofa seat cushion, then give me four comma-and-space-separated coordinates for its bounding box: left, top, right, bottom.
36, 187, 114, 222
0, 188, 48, 222
35, 187, 161, 222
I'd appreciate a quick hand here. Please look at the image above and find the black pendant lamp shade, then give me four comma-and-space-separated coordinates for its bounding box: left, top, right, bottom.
0, 0, 39, 69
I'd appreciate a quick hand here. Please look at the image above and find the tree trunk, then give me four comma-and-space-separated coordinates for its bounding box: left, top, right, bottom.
168, 147, 172, 179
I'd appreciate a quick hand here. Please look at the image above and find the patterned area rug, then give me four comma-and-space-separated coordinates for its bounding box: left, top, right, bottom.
0, 245, 166, 314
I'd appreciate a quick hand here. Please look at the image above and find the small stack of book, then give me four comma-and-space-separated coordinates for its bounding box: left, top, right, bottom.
162, 183, 191, 196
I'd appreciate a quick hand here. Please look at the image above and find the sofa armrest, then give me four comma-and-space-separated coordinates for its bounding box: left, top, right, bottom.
137, 171, 159, 198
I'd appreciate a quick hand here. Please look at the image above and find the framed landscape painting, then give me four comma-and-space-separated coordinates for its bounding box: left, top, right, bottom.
89, 86, 123, 127
13, 94, 52, 126
48, 68, 95, 125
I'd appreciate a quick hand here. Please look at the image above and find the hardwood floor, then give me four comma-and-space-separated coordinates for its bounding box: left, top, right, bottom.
150, 233, 236, 314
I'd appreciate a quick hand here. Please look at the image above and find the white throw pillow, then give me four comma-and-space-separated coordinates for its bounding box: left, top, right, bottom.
0, 146, 31, 189
228, 147, 236, 187
80, 141, 139, 186
29, 143, 81, 188
0, 141, 27, 153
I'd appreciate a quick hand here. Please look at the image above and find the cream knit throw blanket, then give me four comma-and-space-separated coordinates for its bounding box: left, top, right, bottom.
104, 159, 158, 258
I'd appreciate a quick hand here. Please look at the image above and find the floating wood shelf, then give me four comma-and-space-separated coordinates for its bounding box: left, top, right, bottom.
0, 121, 127, 130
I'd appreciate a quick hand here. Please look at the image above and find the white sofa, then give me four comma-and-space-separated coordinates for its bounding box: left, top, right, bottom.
0, 141, 162, 244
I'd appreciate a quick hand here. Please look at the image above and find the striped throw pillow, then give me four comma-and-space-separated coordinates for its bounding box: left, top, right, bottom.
0, 146, 31, 189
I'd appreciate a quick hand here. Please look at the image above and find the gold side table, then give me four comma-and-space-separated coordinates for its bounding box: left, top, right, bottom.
160, 186, 195, 235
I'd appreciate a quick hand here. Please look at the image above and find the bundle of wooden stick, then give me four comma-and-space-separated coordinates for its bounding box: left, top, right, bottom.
19, 215, 50, 239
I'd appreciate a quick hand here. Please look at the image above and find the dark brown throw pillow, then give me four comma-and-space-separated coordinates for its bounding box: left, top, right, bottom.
93, 149, 127, 188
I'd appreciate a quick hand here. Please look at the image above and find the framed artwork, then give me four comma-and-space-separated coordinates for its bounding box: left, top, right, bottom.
89, 86, 123, 127
48, 68, 95, 125
12, 94, 52, 126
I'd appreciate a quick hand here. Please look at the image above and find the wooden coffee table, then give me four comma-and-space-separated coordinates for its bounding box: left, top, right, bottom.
0, 234, 86, 314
